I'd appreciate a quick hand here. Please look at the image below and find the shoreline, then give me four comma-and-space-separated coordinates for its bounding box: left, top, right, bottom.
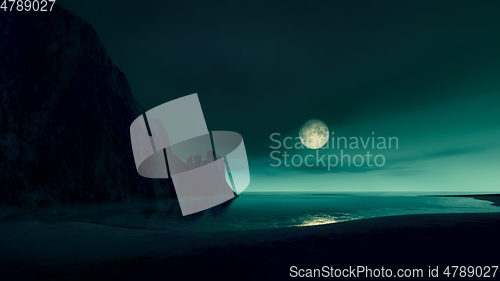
2, 211, 500, 280
426, 193, 500, 206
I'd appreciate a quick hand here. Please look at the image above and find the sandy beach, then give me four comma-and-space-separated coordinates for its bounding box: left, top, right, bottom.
1, 207, 499, 280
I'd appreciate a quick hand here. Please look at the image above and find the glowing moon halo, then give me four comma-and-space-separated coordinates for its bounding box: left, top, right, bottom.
299, 119, 329, 149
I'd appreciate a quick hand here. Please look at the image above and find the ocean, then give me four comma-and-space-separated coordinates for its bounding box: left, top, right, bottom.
61, 192, 500, 232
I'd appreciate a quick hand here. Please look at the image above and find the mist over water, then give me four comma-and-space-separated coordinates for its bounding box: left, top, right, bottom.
52, 193, 500, 232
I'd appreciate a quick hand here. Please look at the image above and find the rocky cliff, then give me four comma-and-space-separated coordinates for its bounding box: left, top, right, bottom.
0, 5, 172, 206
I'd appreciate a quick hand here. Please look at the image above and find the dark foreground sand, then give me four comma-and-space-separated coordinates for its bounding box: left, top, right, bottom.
1, 211, 500, 280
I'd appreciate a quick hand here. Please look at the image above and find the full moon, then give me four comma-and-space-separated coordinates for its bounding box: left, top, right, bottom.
299, 119, 329, 149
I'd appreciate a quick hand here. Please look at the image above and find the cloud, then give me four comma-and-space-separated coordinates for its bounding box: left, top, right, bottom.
250, 144, 496, 177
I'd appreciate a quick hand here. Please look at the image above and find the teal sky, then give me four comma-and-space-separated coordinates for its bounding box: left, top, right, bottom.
59, 0, 500, 193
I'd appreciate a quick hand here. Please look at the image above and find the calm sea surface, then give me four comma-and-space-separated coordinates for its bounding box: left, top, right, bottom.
58, 192, 500, 232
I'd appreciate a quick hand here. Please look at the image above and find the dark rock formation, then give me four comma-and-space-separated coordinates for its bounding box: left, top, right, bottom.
0, 5, 172, 206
